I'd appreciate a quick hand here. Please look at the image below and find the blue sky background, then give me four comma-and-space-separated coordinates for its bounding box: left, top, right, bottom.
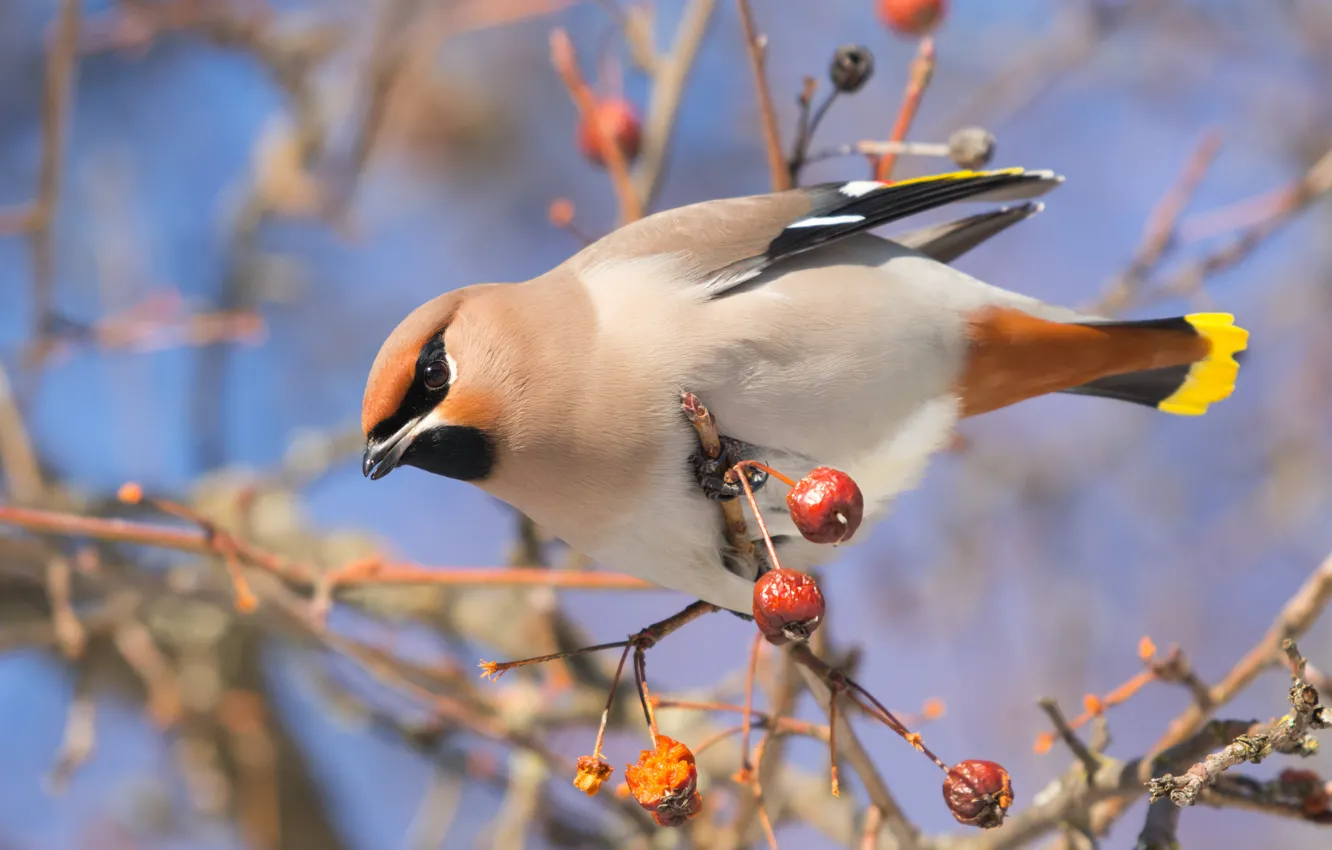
2, 0, 1331, 847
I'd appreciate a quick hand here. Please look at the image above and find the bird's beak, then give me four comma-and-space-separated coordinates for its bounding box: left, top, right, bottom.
362, 415, 422, 480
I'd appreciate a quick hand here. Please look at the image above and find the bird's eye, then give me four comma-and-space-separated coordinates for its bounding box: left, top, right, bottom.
423, 359, 450, 391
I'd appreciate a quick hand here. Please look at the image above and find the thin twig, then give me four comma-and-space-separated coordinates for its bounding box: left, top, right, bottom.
735, 0, 789, 191
44, 555, 85, 659
1038, 698, 1101, 776
479, 600, 718, 680
323, 0, 426, 219
631, 0, 718, 207
1154, 147, 1332, 303
790, 643, 919, 849
1148, 641, 1329, 807
46, 667, 95, 794
739, 630, 762, 778
1141, 552, 1332, 782
0, 363, 44, 502
806, 139, 952, 165
112, 619, 182, 727
875, 38, 935, 182
551, 27, 643, 223
25, 0, 83, 342
862, 805, 884, 850
1091, 130, 1223, 314
0, 504, 654, 591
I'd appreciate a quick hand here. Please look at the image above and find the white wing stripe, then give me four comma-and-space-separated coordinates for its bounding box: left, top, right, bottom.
787, 214, 866, 228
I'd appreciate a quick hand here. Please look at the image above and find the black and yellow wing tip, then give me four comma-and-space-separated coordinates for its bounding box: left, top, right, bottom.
1157, 313, 1250, 416
833, 167, 1063, 197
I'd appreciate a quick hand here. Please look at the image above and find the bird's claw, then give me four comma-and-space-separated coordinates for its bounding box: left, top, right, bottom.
690, 436, 769, 501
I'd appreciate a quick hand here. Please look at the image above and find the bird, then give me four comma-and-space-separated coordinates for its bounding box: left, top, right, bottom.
361, 168, 1248, 616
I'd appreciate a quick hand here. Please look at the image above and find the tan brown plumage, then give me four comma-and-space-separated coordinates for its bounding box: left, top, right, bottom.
360, 168, 1247, 613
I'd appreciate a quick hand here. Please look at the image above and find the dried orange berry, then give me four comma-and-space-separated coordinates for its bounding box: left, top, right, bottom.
117, 482, 143, 504
624, 736, 703, 828
943, 760, 1013, 829
1083, 694, 1104, 716
573, 755, 613, 797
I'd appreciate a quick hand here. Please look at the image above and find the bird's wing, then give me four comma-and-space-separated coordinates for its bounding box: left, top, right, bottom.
890, 202, 1045, 264
570, 169, 1061, 295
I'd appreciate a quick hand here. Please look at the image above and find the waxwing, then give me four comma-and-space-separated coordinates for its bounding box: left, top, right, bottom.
361, 168, 1248, 614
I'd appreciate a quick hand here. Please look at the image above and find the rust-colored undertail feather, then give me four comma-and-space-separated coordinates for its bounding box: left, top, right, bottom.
959, 308, 1248, 418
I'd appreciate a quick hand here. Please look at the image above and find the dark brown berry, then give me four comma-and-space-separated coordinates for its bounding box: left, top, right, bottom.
625, 736, 703, 828
787, 466, 864, 544
943, 760, 1013, 829
752, 568, 825, 645
577, 99, 642, 167
830, 45, 875, 93
1278, 769, 1330, 816
878, 0, 947, 37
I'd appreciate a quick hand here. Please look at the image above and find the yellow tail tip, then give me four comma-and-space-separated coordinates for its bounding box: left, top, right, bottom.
1158, 313, 1249, 416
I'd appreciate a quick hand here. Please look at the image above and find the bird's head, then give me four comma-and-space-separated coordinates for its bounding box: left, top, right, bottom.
361, 286, 509, 483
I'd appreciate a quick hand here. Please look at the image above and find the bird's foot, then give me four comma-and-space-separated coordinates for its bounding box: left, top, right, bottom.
690, 436, 770, 501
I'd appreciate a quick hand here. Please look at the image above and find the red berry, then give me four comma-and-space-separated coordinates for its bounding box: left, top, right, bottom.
943, 760, 1013, 829
624, 736, 703, 827
577, 99, 642, 167
786, 466, 864, 544
752, 568, 825, 645
878, 0, 947, 37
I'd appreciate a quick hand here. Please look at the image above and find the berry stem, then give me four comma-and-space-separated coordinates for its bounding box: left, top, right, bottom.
480, 599, 719, 680
634, 645, 660, 742
731, 459, 798, 489
829, 690, 841, 797
732, 462, 785, 571
791, 642, 949, 772
591, 642, 634, 762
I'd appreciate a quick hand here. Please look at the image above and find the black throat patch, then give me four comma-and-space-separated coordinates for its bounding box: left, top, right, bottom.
401, 424, 495, 481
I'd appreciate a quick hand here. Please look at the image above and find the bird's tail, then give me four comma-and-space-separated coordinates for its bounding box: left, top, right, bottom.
1061, 313, 1248, 415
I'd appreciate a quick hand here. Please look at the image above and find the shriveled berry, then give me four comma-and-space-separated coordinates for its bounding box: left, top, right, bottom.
787, 466, 864, 544
577, 98, 642, 167
878, 0, 947, 37
625, 736, 703, 828
947, 126, 996, 169
573, 755, 613, 797
830, 45, 875, 93
753, 568, 825, 645
943, 760, 1013, 829
1278, 768, 1330, 816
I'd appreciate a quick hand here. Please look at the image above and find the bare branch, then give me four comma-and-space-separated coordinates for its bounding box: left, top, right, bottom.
875, 38, 935, 182
735, 0, 788, 190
